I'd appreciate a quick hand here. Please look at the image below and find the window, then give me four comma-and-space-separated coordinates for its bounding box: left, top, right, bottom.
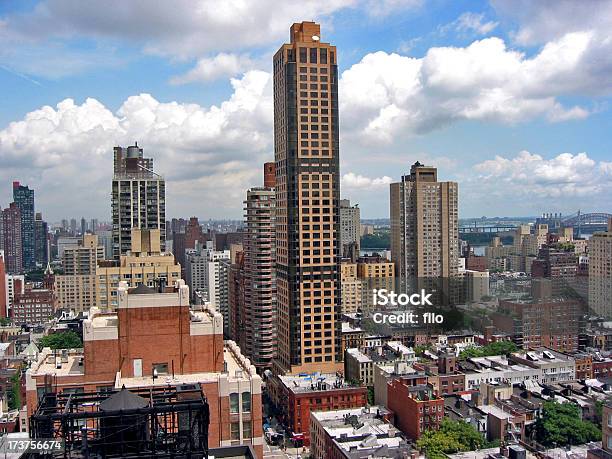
299, 47, 307, 63
310, 48, 318, 64
242, 392, 251, 413
153, 363, 168, 375
320, 48, 327, 64
230, 393, 239, 413
231, 422, 240, 440
243, 420, 252, 439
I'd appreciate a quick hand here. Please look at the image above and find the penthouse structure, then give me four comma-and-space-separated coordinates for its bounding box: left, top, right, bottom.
26, 280, 264, 456
96, 229, 180, 309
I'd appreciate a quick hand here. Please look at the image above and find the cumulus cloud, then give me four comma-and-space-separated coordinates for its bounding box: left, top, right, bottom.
342, 173, 393, 189
339, 30, 612, 143
0, 70, 273, 219
170, 53, 256, 84
454, 12, 499, 35
491, 0, 612, 45
474, 150, 612, 198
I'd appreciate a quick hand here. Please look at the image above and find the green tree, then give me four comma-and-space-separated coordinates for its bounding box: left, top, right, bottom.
38, 331, 82, 350
417, 419, 491, 458
534, 401, 601, 447
8, 369, 21, 410
360, 232, 390, 249
0, 317, 11, 327
459, 341, 517, 360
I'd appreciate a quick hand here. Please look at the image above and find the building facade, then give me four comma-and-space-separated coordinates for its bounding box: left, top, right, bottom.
273, 21, 342, 374
589, 220, 612, 318
55, 234, 105, 312
12, 182, 35, 270
390, 162, 459, 297
0, 203, 22, 274
25, 280, 264, 456
111, 143, 166, 259
96, 229, 180, 309
241, 186, 277, 369
339, 199, 360, 259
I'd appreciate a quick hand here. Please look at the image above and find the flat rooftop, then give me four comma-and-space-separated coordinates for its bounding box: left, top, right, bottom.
279, 373, 361, 394
31, 349, 85, 377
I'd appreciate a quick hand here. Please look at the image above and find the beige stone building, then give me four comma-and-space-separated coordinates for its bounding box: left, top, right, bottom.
589, 219, 612, 318
55, 234, 104, 312
341, 262, 363, 314
96, 229, 180, 309
390, 162, 459, 298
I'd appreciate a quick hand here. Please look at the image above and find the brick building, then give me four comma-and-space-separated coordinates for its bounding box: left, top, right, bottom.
25, 280, 264, 456
12, 286, 55, 325
273, 373, 368, 445
387, 378, 444, 440
494, 298, 583, 352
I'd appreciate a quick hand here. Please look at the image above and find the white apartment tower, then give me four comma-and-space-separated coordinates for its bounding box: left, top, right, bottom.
112, 143, 166, 259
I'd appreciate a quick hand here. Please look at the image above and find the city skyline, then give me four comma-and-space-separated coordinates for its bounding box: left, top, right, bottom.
1, 1, 611, 220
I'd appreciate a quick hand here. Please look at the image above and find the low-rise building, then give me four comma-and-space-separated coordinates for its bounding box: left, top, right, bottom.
274, 373, 368, 445
508, 348, 575, 384
25, 280, 264, 456
387, 379, 444, 440
310, 406, 411, 459
12, 286, 55, 325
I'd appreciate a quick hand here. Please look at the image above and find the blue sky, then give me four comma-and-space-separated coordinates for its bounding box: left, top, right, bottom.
0, 0, 611, 221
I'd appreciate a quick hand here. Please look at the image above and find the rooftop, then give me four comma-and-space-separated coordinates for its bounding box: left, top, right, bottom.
279, 372, 360, 394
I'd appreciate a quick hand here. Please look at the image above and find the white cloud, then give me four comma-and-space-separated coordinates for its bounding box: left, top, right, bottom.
455, 12, 498, 35
491, 0, 612, 45
338, 30, 612, 143
170, 53, 256, 84
474, 150, 612, 198
0, 70, 274, 219
342, 172, 393, 189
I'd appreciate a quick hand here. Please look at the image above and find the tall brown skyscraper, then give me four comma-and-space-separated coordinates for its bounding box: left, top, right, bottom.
273, 22, 341, 374
390, 162, 459, 297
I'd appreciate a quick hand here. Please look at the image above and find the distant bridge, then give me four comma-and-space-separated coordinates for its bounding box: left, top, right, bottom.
459, 211, 612, 235
458, 224, 517, 234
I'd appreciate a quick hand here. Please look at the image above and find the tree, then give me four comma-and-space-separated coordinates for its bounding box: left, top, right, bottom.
417, 419, 492, 458
459, 341, 518, 360
0, 317, 11, 327
38, 331, 82, 350
534, 401, 601, 447
7, 369, 21, 410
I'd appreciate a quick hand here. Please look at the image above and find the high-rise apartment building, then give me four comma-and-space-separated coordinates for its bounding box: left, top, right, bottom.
241, 185, 276, 369
273, 21, 341, 373
12, 182, 35, 270
34, 212, 49, 267
589, 219, 612, 318
390, 162, 459, 297
339, 199, 360, 259
0, 251, 6, 318
55, 234, 105, 312
112, 143, 166, 259
0, 203, 23, 274
97, 229, 180, 309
